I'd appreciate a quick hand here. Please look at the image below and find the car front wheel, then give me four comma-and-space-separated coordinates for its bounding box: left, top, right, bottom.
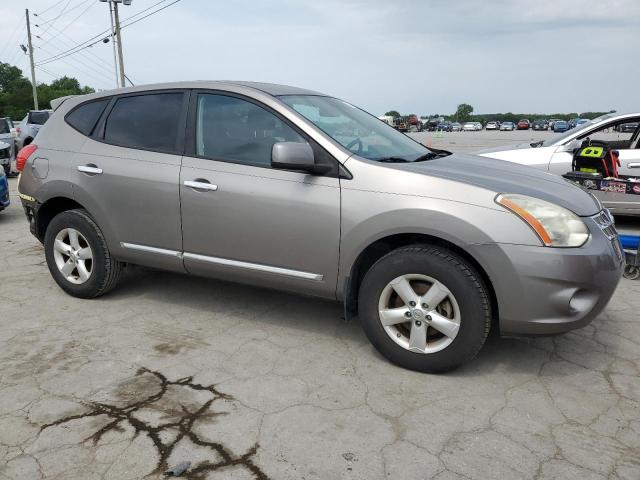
358, 245, 491, 373
44, 209, 122, 298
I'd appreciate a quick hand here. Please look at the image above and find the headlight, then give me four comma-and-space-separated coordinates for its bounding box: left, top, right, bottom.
496, 194, 589, 247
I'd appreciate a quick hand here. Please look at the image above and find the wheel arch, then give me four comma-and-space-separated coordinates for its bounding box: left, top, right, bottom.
35, 196, 86, 242
342, 233, 499, 330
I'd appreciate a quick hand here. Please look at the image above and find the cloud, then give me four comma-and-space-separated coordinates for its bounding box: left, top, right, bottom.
1, 0, 638, 115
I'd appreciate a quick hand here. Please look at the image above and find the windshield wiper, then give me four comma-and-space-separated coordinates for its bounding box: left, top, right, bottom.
413, 151, 451, 162
377, 156, 411, 163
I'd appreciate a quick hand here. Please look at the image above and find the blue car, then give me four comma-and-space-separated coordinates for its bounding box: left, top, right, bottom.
553, 120, 570, 132
0, 167, 9, 212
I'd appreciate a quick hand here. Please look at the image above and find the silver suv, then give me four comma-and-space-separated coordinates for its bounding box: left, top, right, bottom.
17, 82, 623, 372
16, 110, 52, 150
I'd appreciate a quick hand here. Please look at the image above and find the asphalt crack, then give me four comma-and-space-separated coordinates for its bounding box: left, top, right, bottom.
39, 368, 270, 479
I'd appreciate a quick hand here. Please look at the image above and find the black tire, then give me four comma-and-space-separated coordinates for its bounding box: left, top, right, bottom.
358, 245, 491, 373
44, 209, 122, 298
2, 164, 9, 176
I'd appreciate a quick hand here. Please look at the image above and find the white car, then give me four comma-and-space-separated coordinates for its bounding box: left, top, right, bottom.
479, 112, 640, 215
462, 122, 482, 131
485, 121, 500, 130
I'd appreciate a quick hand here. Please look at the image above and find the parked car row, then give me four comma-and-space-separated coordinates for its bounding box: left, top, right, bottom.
390, 117, 604, 133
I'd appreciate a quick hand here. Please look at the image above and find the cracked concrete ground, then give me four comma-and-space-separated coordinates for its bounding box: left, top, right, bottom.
1, 131, 640, 479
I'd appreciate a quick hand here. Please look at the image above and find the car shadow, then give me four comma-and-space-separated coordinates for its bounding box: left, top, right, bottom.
99, 265, 593, 378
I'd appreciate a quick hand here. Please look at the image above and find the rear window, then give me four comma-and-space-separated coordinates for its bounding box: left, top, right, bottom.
103, 93, 184, 153
28, 111, 50, 125
66, 99, 109, 136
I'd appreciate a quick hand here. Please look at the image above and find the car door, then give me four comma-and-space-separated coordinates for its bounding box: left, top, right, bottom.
180, 91, 341, 298
72, 90, 189, 272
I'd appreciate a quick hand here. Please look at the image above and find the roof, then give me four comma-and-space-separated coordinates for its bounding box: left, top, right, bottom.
51, 81, 327, 111
105, 80, 325, 97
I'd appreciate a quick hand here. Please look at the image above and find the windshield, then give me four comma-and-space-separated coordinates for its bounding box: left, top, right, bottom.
28, 111, 50, 125
278, 95, 438, 162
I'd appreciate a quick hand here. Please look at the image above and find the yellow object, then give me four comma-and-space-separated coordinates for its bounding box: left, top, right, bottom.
579, 146, 604, 158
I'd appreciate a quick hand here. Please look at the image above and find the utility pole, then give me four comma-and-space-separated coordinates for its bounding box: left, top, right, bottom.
107, 1, 119, 88
112, 2, 126, 88
25, 9, 39, 110
100, 0, 132, 88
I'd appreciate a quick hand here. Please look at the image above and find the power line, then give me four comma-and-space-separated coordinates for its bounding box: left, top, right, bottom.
36, 0, 68, 16
36, 37, 115, 80
36, 0, 177, 66
35, 24, 115, 78
38, 0, 95, 44
35, 44, 109, 87
37, 0, 73, 38
0, 17, 26, 60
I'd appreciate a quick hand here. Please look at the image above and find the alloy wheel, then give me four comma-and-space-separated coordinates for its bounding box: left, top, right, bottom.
52, 228, 94, 285
378, 274, 461, 354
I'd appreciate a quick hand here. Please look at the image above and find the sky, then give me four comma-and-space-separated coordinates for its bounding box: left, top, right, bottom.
0, 0, 639, 116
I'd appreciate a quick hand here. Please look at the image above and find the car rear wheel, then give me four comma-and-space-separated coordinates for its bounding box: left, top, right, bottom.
44, 209, 122, 298
358, 245, 491, 373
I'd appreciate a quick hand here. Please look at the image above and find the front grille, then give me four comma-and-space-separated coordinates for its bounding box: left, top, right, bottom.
592, 209, 622, 260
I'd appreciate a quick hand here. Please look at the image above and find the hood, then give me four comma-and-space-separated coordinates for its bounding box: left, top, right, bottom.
475, 142, 536, 154
388, 153, 600, 216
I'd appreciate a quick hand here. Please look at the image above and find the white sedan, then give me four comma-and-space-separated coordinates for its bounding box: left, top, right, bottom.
478, 112, 640, 215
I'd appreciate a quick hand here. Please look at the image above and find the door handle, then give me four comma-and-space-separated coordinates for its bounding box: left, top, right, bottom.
628, 162, 640, 169
77, 164, 103, 175
184, 180, 218, 191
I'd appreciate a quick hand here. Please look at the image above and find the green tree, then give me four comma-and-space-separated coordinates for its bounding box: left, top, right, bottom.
0, 64, 95, 120
385, 110, 400, 118
454, 103, 474, 122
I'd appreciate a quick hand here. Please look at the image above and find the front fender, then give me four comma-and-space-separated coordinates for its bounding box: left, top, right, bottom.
337, 189, 539, 297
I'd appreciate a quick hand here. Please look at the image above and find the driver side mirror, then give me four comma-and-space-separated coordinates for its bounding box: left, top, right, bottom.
271, 142, 330, 175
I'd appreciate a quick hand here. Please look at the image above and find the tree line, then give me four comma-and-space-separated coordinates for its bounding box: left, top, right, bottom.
0, 62, 94, 120
386, 103, 615, 125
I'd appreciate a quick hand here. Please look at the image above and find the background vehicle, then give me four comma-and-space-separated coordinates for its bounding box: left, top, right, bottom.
516, 119, 530, 130
462, 122, 476, 131
619, 122, 639, 133
378, 115, 395, 126
478, 112, 640, 215
532, 119, 548, 131
575, 118, 590, 128
16, 81, 623, 373
548, 118, 562, 129
423, 115, 444, 131
500, 121, 515, 131
0, 149, 9, 211
450, 122, 462, 132
485, 121, 500, 130
435, 121, 452, 131
0, 118, 15, 175
16, 110, 52, 149
553, 120, 570, 132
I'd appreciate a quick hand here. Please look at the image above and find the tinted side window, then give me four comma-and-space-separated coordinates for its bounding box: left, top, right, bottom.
66, 99, 109, 136
104, 93, 183, 153
0, 119, 9, 134
196, 94, 304, 167
28, 111, 50, 125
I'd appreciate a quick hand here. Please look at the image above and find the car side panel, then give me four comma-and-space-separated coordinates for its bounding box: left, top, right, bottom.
71, 137, 185, 272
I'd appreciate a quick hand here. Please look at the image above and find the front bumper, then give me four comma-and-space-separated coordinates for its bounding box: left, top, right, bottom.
471, 212, 624, 335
